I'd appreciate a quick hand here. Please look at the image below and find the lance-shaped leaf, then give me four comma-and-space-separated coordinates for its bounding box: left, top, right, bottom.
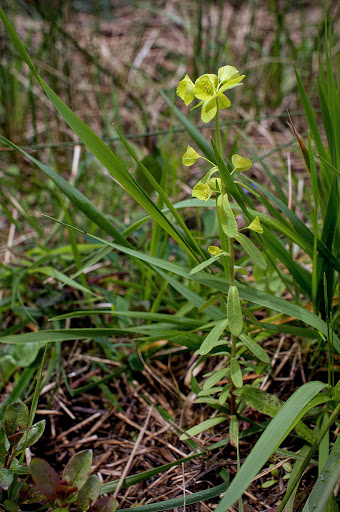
196, 318, 229, 355
5, 402, 29, 437
77, 475, 101, 512
217, 194, 238, 238
63, 450, 92, 490
29, 459, 60, 500
235, 232, 267, 270
203, 368, 229, 390
15, 420, 46, 456
239, 333, 269, 363
227, 286, 243, 336
180, 416, 226, 441
230, 358, 243, 388
230, 415, 239, 445
189, 251, 228, 275
0, 468, 14, 491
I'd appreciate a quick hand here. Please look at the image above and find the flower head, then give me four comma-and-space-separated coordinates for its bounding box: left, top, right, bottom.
177, 66, 245, 123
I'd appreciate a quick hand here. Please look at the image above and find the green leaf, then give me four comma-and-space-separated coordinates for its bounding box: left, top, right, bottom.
63, 450, 92, 490
12, 343, 41, 367
235, 232, 267, 270
234, 386, 282, 417
29, 458, 60, 499
77, 475, 101, 512
301, 433, 340, 512
0, 355, 16, 386
234, 385, 316, 445
114, 124, 202, 259
217, 193, 238, 238
239, 334, 269, 363
15, 420, 45, 456
113, 482, 229, 511
180, 416, 226, 441
227, 286, 243, 336
230, 415, 239, 445
3, 499, 18, 512
0, 468, 14, 491
203, 368, 229, 391
196, 319, 228, 355
294, 64, 328, 162
32, 266, 100, 298
317, 154, 340, 179
215, 381, 325, 511
230, 359, 243, 388
5, 402, 29, 436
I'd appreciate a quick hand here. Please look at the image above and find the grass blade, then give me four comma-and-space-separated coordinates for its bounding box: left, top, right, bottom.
215, 381, 326, 511
301, 433, 340, 512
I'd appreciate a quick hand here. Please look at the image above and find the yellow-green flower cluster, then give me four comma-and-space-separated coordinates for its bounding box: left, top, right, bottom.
182, 146, 253, 203
176, 66, 245, 123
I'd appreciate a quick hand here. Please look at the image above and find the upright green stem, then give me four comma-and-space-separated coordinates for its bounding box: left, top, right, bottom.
215, 105, 222, 155
229, 236, 237, 414
229, 237, 235, 287
215, 103, 237, 414
228, 237, 237, 357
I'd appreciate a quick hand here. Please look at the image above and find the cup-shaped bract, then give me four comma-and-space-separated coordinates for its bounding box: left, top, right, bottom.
232, 154, 252, 172
176, 74, 195, 106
